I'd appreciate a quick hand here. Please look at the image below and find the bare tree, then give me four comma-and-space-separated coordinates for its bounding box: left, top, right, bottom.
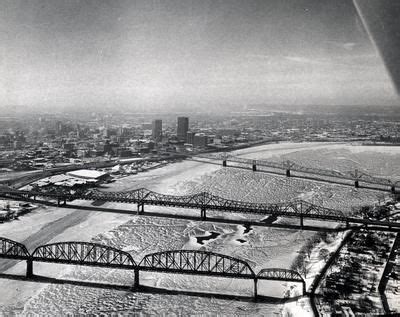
318, 248, 330, 262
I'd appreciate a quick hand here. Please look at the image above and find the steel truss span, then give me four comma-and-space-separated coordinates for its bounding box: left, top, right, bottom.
257, 268, 306, 294
0, 237, 30, 260
32, 242, 136, 269
139, 250, 255, 278
257, 268, 304, 283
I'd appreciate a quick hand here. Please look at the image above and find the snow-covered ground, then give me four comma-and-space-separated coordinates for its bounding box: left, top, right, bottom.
1, 142, 399, 315
386, 278, 400, 313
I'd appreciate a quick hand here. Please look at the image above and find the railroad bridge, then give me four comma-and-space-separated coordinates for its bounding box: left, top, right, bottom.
0, 237, 306, 299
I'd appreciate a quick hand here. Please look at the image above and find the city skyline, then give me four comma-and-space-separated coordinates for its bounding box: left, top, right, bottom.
1, 0, 399, 112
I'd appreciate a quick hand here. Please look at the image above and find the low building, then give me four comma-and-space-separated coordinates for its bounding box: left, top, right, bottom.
186, 131, 196, 144
66, 169, 110, 182
193, 133, 208, 148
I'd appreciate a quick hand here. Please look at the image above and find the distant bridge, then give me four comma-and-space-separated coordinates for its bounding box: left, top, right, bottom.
0, 186, 399, 230
192, 153, 399, 192
0, 237, 306, 299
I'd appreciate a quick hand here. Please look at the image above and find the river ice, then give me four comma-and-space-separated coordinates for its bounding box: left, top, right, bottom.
1, 142, 399, 316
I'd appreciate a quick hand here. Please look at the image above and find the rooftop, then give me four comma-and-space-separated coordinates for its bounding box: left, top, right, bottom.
66, 169, 108, 180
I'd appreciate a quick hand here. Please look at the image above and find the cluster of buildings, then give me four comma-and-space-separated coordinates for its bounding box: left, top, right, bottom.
0, 200, 37, 222
0, 107, 399, 173
319, 230, 395, 315
29, 169, 111, 189
151, 116, 189, 143
151, 116, 211, 149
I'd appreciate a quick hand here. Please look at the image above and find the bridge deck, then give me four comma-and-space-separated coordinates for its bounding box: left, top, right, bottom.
192, 154, 399, 189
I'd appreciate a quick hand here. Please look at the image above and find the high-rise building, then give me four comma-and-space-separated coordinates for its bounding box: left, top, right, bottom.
152, 119, 162, 142
177, 117, 189, 141
56, 121, 64, 135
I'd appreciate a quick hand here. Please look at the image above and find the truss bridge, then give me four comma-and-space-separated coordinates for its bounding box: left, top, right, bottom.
192, 153, 399, 193
0, 186, 399, 230
0, 237, 310, 299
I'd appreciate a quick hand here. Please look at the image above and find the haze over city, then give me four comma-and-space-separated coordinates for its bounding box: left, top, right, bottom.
1, 0, 399, 112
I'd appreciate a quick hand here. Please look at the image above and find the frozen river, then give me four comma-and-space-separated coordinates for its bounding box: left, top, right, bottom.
1, 142, 399, 316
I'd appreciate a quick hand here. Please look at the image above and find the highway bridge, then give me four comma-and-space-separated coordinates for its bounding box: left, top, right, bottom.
0, 186, 399, 230
0, 237, 306, 299
191, 153, 400, 193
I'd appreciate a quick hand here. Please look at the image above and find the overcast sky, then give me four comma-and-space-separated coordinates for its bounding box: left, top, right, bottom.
0, 0, 398, 111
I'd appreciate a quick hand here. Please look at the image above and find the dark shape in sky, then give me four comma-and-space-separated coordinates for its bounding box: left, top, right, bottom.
354, 0, 400, 96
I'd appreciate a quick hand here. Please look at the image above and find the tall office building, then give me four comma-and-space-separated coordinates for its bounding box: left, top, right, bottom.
177, 117, 189, 141
152, 119, 162, 142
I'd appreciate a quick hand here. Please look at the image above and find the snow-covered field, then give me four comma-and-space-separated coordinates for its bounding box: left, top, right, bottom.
0, 142, 399, 316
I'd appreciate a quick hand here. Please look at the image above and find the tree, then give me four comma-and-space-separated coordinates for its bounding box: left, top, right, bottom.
318, 248, 330, 262
291, 252, 306, 271
299, 262, 309, 279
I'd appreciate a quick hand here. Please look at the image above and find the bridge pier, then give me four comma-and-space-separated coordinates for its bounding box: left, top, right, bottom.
302, 281, 307, 295
137, 203, 144, 215
300, 215, 304, 228
134, 268, 140, 289
254, 278, 258, 301
57, 198, 60, 206
222, 160, 227, 167
354, 180, 359, 188
201, 207, 206, 220
286, 169, 291, 177
252, 161, 257, 172
26, 259, 33, 277
391, 185, 396, 193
